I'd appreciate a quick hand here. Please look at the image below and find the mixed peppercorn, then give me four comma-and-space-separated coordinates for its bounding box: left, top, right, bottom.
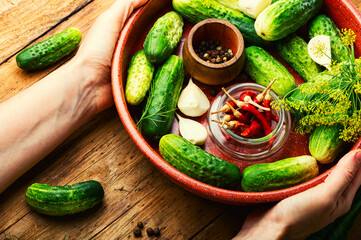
194, 39, 234, 64
211, 79, 279, 141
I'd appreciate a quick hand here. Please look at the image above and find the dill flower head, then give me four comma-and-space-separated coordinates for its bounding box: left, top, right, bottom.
341, 29, 356, 46
280, 29, 361, 142
310, 40, 330, 59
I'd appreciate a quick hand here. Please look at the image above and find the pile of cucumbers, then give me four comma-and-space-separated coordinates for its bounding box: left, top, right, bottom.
125, 0, 354, 192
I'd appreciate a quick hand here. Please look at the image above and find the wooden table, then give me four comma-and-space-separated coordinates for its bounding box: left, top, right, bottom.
1, 0, 361, 239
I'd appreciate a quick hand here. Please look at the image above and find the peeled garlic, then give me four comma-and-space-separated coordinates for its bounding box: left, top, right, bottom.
239, 0, 272, 19
308, 35, 332, 68
176, 113, 207, 145
177, 78, 210, 117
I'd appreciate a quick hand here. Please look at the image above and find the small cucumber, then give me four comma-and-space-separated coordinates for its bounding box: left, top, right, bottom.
172, 0, 267, 46
159, 134, 241, 189
309, 125, 345, 164
308, 14, 350, 63
255, 0, 323, 41
276, 34, 322, 82
244, 46, 296, 97
143, 11, 184, 63
241, 155, 319, 192
125, 49, 155, 105
141, 55, 185, 140
25, 180, 104, 216
16, 27, 82, 71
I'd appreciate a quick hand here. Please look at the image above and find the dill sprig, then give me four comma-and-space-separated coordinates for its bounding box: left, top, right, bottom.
136, 78, 176, 132
273, 29, 361, 142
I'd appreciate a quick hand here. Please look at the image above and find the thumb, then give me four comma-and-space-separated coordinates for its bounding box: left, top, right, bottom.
324, 149, 361, 200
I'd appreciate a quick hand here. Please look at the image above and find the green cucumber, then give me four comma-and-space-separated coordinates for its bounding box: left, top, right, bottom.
255, 0, 323, 41
125, 49, 155, 105
141, 55, 185, 140
241, 155, 319, 192
309, 125, 345, 164
159, 134, 241, 189
308, 14, 350, 63
276, 34, 322, 82
288, 70, 333, 102
16, 27, 82, 71
143, 11, 184, 63
25, 180, 104, 216
172, 0, 267, 46
244, 46, 296, 97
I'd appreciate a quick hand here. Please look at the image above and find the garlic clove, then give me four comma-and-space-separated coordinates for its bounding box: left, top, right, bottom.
308, 35, 332, 68
177, 78, 210, 117
176, 113, 207, 145
239, 0, 272, 19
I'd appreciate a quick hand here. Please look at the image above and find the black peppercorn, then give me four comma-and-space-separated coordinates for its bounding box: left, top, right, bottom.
137, 221, 144, 229
133, 227, 142, 237
195, 39, 233, 64
146, 227, 154, 236
153, 227, 161, 237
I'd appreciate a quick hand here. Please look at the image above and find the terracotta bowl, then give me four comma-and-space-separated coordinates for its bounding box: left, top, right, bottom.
183, 18, 245, 85
112, 0, 361, 205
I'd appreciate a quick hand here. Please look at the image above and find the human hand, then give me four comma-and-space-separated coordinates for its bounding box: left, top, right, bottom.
72, 0, 148, 114
233, 149, 361, 240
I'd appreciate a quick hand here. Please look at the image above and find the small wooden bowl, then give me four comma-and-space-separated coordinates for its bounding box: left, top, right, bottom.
182, 18, 245, 85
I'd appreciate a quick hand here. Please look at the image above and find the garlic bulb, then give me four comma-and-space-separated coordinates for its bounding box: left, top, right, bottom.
176, 113, 207, 145
177, 78, 210, 117
308, 35, 332, 68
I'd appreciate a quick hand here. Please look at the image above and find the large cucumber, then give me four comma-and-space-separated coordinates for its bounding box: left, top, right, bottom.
25, 180, 104, 216
16, 27, 82, 71
308, 14, 350, 63
143, 11, 184, 63
125, 49, 155, 105
141, 55, 185, 140
159, 134, 241, 189
276, 34, 322, 82
244, 46, 296, 97
172, 0, 267, 46
255, 0, 323, 41
241, 155, 319, 192
309, 125, 345, 164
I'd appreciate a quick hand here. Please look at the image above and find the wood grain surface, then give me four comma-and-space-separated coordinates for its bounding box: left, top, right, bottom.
1, 0, 361, 239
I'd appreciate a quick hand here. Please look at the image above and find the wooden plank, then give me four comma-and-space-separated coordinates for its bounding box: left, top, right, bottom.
1, 108, 231, 239
0, 0, 93, 64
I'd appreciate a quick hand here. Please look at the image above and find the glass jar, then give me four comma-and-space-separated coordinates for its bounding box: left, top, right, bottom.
207, 83, 291, 161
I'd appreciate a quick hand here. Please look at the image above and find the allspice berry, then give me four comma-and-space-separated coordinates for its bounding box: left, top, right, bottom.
137, 221, 144, 229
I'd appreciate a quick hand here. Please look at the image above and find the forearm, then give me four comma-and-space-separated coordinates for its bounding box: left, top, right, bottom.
0, 59, 95, 193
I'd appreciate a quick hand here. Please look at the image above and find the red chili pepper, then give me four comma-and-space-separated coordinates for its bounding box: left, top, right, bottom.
212, 119, 249, 131
211, 101, 236, 114
255, 78, 277, 104
239, 91, 257, 101
241, 119, 263, 137
271, 113, 279, 122
226, 102, 250, 124
222, 88, 272, 136
262, 89, 272, 125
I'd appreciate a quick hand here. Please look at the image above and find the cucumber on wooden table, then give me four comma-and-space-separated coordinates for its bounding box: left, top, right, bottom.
16, 27, 82, 71
25, 180, 104, 216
